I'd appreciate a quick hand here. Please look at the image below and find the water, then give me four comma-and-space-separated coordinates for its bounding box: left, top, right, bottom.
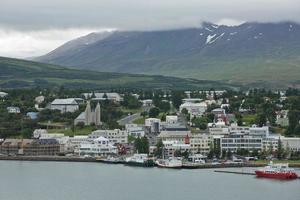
0, 161, 299, 200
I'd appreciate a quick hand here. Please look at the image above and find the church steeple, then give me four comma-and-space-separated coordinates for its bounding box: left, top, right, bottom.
85, 101, 92, 125
95, 102, 101, 126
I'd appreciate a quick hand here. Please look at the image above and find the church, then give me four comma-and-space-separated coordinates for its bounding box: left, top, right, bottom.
74, 101, 101, 126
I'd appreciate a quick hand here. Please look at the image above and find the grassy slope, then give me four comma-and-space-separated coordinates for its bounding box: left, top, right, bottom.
0, 57, 236, 90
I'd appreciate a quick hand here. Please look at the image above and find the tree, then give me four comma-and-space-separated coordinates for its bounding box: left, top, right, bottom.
140, 111, 148, 118
171, 91, 184, 109
134, 136, 149, 154
181, 108, 188, 115
122, 94, 141, 109
277, 138, 284, 159
192, 117, 208, 130
149, 107, 160, 118
155, 139, 164, 158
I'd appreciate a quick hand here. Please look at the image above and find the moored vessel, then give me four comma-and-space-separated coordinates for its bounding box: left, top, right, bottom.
124, 154, 155, 167
96, 156, 123, 164
255, 162, 298, 179
155, 157, 182, 169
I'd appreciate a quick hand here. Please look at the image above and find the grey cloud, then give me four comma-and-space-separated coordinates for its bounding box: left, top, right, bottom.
1, 0, 299, 31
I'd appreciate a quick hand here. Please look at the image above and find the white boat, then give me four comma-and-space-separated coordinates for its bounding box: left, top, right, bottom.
156, 157, 182, 168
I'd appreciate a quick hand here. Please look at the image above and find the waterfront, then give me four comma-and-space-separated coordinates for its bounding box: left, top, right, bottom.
0, 161, 299, 200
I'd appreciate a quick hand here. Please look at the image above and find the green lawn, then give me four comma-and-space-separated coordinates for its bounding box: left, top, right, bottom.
120, 107, 142, 114
252, 160, 300, 165
48, 126, 96, 136
242, 114, 256, 126
133, 117, 146, 124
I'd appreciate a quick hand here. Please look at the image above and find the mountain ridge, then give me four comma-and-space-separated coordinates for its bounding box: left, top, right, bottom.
0, 56, 239, 90
34, 21, 300, 86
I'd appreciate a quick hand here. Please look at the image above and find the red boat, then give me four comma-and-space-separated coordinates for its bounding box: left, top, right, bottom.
255, 162, 298, 179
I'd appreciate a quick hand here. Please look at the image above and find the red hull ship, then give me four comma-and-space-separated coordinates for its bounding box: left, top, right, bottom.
255, 162, 298, 179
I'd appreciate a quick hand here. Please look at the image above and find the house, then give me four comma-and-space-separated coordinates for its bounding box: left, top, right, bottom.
157, 130, 192, 143
179, 102, 207, 117
141, 99, 153, 107
50, 98, 79, 113
0, 139, 60, 156
0, 92, 8, 98
182, 98, 203, 103
35, 96, 45, 104
276, 110, 289, 127
78, 137, 118, 156
7, 106, 20, 114
89, 129, 128, 144
145, 118, 161, 133
125, 124, 145, 138
158, 131, 211, 155
82, 92, 123, 102
26, 112, 38, 120
211, 108, 226, 115
165, 115, 178, 124
162, 140, 191, 158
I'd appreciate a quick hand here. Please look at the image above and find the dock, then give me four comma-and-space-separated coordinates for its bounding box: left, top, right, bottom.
214, 170, 255, 175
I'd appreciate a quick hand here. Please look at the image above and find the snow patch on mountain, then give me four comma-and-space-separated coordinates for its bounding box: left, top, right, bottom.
205, 27, 213, 32
206, 34, 217, 44
206, 33, 225, 44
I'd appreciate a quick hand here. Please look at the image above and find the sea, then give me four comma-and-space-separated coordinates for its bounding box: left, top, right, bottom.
0, 160, 299, 200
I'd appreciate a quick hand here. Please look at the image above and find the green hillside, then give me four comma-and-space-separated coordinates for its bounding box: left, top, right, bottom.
0, 57, 237, 90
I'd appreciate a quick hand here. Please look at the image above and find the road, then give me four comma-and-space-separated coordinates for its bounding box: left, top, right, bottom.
117, 113, 141, 126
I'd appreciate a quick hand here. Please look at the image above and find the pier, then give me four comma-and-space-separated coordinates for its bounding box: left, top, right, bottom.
214, 170, 255, 175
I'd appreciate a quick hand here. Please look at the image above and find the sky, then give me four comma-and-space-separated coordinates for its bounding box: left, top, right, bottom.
0, 0, 299, 58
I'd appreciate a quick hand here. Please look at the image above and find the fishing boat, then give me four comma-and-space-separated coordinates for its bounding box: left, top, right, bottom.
255, 161, 298, 179
124, 154, 155, 167
155, 157, 182, 169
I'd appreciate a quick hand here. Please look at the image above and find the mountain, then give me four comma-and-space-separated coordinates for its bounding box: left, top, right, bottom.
0, 57, 237, 90
35, 22, 300, 87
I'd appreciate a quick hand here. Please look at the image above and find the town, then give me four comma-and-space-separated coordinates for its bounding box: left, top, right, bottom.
0, 87, 299, 168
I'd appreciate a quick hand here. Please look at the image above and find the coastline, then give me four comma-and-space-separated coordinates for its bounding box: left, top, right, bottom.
1, 156, 300, 169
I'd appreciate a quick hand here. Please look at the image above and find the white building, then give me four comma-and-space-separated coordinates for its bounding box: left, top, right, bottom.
145, 118, 161, 133
189, 134, 211, 155
50, 98, 79, 113
83, 92, 123, 102
157, 130, 210, 155
7, 106, 20, 114
141, 99, 153, 107
35, 96, 45, 104
182, 98, 203, 103
89, 129, 128, 144
67, 135, 90, 153
162, 140, 191, 158
166, 115, 178, 124
33, 129, 48, 138
220, 133, 262, 152
125, 124, 145, 138
249, 125, 269, 138
209, 124, 229, 136
79, 137, 117, 156
282, 137, 300, 152
0, 92, 8, 98
276, 110, 289, 127
179, 102, 207, 117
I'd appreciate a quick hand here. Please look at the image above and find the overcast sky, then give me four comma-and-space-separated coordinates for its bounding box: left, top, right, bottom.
1, 0, 299, 58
